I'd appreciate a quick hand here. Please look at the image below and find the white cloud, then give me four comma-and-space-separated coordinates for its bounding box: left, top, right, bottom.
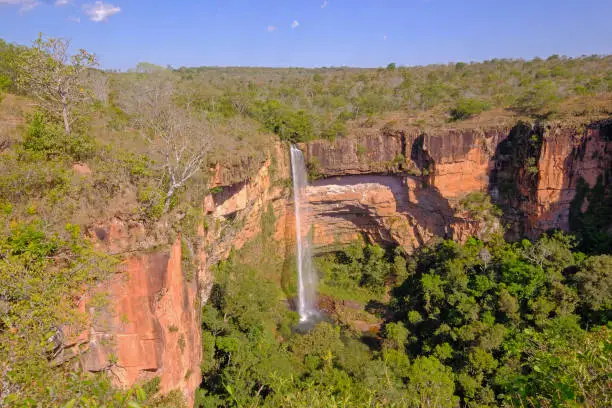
383, 34, 388, 41
55, 0, 69, 5
0, 0, 41, 13
69, 16, 80, 23
83, 1, 121, 22
320, 0, 328, 8
266, 25, 276, 32
291, 20, 299, 29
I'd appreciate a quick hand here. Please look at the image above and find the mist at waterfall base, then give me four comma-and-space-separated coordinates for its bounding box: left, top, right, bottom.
290, 145, 322, 330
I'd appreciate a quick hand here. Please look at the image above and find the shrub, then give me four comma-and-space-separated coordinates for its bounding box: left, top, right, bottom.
449, 98, 490, 121
321, 119, 346, 141
307, 157, 322, 181
0, 73, 8, 103
252, 100, 314, 143
23, 112, 95, 161
513, 80, 561, 116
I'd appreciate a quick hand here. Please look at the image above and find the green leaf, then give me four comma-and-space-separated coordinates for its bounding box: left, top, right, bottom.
135, 387, 146, 402
62, 400, 77, 408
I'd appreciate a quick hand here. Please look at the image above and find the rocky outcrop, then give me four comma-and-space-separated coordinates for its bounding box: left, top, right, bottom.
489, 120, 612, 238
304, 130, 404, 176
305, 119, 612, 244
205, 117, 610, 260
527, 120, 612, 236
57, 142, 293, 406
58, 219, 203, 406
203, 142, 293, 268
306, 175, 481, 252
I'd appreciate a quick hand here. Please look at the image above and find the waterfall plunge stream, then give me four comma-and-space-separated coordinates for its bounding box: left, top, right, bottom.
290, 145, 319, 323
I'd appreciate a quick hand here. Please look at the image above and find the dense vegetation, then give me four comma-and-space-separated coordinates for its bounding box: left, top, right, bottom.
170, 55, 612, 141
6, 37, 612, 147
197, 231, 611, 407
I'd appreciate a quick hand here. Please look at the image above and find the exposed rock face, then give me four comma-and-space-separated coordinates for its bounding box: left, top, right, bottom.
59, 143, 291, 405
204, 142, 293, 267
59, 219, 203, 407
489, 120, 612, 238
209, 118, 610, 260
304, 119, 612, 246
526, 121, 612, 236
306, 175, 487, 252
304, 131, 404, 176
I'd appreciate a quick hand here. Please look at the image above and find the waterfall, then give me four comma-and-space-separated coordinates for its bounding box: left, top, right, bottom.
290, 145, 318, 323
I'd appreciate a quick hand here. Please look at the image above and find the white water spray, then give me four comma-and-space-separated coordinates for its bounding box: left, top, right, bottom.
290, 145, 318, 323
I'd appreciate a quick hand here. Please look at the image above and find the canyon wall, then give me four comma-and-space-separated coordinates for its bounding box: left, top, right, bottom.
202, 117, 611, 260
304, 119, 611, 248
57, 218, 203, 406
58, 118, 610, 405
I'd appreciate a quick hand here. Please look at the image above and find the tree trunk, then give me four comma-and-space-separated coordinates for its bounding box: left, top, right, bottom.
164, 185, 176, 212
62, 104, 70, 134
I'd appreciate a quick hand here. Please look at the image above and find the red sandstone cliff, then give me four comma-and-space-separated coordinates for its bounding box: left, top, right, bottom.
57, 219, 203, 406
304, 119, 611, 245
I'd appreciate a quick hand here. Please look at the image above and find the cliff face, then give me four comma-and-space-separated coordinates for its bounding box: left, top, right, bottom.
306, 175, 482, 252
59, 119, 610, 405
304, 119, 611, 248
58, 143, 291, 406
57, 219, 203, 406
203, 142, 293, 268
527, 121, 611, 236
207, 118, 611, 257
489, 120, 612, 238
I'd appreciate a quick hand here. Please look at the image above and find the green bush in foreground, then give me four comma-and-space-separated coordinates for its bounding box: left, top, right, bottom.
23, 112, 95, 161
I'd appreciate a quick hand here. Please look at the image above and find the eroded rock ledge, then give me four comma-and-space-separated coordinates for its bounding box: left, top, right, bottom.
305, 119, 612, 240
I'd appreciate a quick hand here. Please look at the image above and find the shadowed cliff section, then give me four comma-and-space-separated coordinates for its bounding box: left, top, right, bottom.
307, 175, 465, 253
488, 122, 544, 239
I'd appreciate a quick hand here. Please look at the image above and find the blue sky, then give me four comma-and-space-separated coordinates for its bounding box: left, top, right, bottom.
1, 0, 611, 70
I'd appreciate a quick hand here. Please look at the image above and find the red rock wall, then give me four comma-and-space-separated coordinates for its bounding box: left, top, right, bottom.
60, 220, 202, 406
528, 122, 612, 236
305, 119, 611, 244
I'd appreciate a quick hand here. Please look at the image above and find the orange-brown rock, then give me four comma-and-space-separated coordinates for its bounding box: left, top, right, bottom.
60, 220, 202, 407
72, 162, 93, 176
205, 142, 293, 266
528, 121, 612, 236
305, 119, 612, 242
488, 120, 612, 238
306, 175, 483, 252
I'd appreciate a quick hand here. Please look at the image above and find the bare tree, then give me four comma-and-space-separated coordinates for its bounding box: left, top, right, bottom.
118, 72, 211, 212
153, 108, 210, 211
15, 34, 98, 134
82, 69, 109, 105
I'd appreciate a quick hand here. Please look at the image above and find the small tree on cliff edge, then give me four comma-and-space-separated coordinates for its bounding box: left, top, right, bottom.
15, 34, 98, 134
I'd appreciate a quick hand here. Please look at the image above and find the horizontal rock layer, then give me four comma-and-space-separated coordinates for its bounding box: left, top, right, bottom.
305, 119, 612, 240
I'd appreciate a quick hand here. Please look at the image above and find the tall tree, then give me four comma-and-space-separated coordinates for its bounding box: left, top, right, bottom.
15, 34, 98, 134
117, 71, 211, 212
